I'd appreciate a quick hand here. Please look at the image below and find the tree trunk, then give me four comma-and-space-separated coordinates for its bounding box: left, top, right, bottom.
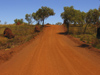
42, 19, 44, 25
74, 22, 76, 26
66, 22, 69, 34
83, 24, 88, 34
96, 23, 100, 39
64, 20, 69, 34
37, 21, 40, 25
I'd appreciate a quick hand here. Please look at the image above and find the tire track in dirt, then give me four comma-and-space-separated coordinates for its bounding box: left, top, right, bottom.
0, 25, 100, 75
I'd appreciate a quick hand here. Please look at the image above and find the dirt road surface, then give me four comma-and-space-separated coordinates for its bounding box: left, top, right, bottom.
0, 25, 100, 75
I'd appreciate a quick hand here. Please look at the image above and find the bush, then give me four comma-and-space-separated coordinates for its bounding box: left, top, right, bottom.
69, 27, 83, 35
92, 38, 100, 47
66, 24, 100, 49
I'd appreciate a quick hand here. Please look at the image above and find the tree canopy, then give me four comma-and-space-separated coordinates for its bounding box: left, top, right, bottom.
86, 9, 100, 25
14, 19, 23, 25
61, 6, 86, 26
61, 6, 75, 24
61, 6, 100, 33
32, 12, 41, 25
32, 6, 55, 25
61, 6, 85, 33
25, 14, 33, 24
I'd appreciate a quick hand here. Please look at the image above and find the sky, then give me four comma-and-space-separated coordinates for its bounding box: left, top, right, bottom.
0, 0, 100, 24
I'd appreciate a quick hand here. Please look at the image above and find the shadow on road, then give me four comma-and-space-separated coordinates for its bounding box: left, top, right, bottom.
78, 44, 90, 48
77, 44, 100, 54
57, 32, 68, 35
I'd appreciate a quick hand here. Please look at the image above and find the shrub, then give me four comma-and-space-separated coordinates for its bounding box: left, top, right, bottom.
92, 38, 100, 47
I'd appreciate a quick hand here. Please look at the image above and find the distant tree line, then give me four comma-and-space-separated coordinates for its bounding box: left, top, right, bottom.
14, 6, 55, 25
61, 6, 100, 34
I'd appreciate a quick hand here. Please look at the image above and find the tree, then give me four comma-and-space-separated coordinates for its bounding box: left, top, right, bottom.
73, 10, 81, 25
80, 12, 86, 25
84, 9, 100, 34
32, 12, 41, 25
86, 9, 99, 25
25, 14, 33, 24
61, 6, 75, 33
35, 6, 55, 25
72, 10, 86, 26
14, 19, 23, 25
92, 9, 100, 25
86, 9, 93, 25
0, 20, 1, 23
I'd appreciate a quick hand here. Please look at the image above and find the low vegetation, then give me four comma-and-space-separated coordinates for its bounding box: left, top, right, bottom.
0, 24, 43, 50
0, 6, 55, 50
61, 6, 100, 49
63, 24, 100, 49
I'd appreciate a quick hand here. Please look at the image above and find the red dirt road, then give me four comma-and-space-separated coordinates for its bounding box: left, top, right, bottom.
0, 25, 100, 75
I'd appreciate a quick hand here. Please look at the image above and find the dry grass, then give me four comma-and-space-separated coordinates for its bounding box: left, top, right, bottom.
0, 24, 43, 50
66, 24, 100, 49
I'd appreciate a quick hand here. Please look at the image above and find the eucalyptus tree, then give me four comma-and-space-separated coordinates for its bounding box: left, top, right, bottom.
73, 10, 86, 26
35, 6, 55, 25
61, 6, 75, 33
92, 9, 100, 25
25, 14, 33, 24
81, 11, 86, 25
73, 10, 81, 25
32, 12, 41, 25
84, 9, 100, 34
86, 9, 94, 25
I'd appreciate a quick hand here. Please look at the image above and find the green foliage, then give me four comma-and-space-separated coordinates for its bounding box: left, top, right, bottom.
61, 6, 100, 26
84, 9, 100, 34
86, 9, 93, 24
61, 6, 86, 25
66, 24, 100, 49
61, 6, 75, 23
61, 6, 75, 33
14, 19, 23, 25
74, 11, 86, 26
32, 12, 41, 25
33, 6, 55, 25
91, 38, 100, 49
25, 14, 33, 24
86, 9, 100, 25
61, 6, 100, 35
92, 9, 100, 24
69, 26, 83, 35
61, 6, 86, 33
